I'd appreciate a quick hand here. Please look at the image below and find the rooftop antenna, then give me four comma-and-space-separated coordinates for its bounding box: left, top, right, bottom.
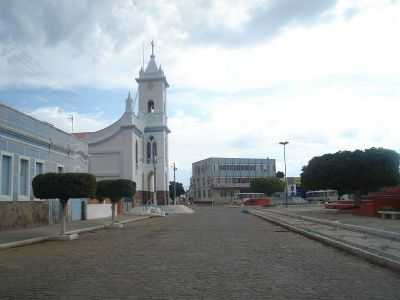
142, 42, 145, 69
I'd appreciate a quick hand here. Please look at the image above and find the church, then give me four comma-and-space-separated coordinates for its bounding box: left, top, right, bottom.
75, 45, 170, 205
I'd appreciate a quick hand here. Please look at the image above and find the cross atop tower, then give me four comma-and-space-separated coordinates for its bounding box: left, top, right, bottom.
151, 40, 155, 58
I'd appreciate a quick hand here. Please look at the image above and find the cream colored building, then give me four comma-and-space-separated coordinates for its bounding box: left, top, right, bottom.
76, 47, 170, 205
191, 157, 276, 204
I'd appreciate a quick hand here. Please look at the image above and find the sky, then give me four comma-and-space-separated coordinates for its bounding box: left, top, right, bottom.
0, 0, 399, 187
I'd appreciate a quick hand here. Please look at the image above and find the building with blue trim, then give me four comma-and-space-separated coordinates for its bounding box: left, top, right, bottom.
0, 102, 88, 229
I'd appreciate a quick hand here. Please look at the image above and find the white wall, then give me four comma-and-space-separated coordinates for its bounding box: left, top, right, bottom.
86, 203, 116, 220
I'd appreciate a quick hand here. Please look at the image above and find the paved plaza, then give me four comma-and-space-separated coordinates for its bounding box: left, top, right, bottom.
1, 207, 400, 299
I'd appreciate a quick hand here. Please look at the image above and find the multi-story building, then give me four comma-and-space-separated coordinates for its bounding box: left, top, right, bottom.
191, 157, 276, 204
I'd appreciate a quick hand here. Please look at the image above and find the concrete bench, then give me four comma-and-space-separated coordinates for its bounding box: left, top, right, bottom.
378, 211, 400, 220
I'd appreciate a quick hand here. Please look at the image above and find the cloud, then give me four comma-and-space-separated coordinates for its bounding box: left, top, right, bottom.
168, 88, 400, 185
27, 106, 111, 133
1, 0, 399, 188
0, 0, 343, 89
0, 1, 337, 48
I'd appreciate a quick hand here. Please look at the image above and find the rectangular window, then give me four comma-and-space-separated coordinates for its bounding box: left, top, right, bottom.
1, 155, 12, 196
35, 161, 44, 175
57, 166, 63, 173
19, 159, 29, 196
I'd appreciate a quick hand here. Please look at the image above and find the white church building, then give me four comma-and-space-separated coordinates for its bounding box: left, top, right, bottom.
75, 46, 170, 205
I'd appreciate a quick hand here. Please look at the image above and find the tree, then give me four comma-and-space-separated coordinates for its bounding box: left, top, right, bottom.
96, 179, 136, 222
250, 177, 285, 196
276, 171, 285, 179
32, 173, 96, 235
169, 181, 185, 201
301, 147, 400, 195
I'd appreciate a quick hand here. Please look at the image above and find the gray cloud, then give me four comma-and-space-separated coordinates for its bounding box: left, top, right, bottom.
0, 0, 338, 50
0, 0, 354, 89
178, 0, 338, 46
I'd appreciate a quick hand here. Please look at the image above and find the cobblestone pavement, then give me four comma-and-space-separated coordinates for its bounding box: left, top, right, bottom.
1, 207, 400, 300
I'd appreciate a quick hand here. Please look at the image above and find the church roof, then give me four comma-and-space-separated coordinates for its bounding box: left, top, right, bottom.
136, 55, 169, 87
145, 55, 159, 73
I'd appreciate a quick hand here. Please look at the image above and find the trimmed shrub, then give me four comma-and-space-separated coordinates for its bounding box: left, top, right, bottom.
32, 173, 60, 199
57, 173, 96, 201
96, 179, 136, 203
96, 179, 136, 222
32, 172, 96, 235
32, 173, 96, 201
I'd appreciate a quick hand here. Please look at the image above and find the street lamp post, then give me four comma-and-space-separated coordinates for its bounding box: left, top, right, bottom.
172, 162, 177, 205
153, 155, 158, 206
279, 141, 289, 207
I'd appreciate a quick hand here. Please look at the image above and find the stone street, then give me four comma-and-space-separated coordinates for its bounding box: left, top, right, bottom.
1, 207, 400, 300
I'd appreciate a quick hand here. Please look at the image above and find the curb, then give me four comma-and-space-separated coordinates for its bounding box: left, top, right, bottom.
118, 216, 151, 225
0, 216, 152, 251
0, 236, 52, 250
263, 209, 400, 241
247, 209, 400, 273
66, 224, 106, 235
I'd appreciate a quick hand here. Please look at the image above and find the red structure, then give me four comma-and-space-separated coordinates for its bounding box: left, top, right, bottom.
352, 186, 400, 217
325, 186, 400, 217
243, 198, 272, 207
324, 200, 355, 210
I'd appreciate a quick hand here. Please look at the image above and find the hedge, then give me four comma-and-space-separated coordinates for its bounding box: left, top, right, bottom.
32, 173, 96, 202
96, 179, 136, 203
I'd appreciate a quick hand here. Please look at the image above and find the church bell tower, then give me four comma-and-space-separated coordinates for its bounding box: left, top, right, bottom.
136, 41, 170, 204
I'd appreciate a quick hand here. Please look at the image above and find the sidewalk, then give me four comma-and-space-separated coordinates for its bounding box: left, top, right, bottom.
272, 205, 400, 233
0, 215, 151, 250
247, 206, 400, 272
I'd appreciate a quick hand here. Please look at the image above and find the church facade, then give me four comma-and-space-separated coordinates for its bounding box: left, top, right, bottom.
75, 49, 170, 205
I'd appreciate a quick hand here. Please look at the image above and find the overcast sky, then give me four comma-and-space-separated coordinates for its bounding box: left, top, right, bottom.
0, 0, 399, 187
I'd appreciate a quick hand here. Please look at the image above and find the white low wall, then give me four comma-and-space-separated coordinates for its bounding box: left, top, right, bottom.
87, 203, 116, 220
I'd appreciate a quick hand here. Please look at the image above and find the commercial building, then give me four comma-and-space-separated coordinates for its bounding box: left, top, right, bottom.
0, 102, 88, 229
191, 157, 276, 204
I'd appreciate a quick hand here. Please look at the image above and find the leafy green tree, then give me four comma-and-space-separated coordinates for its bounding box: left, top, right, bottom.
301, 147, 400, 195
32, 173, 96, 235
250, 177, 285, 196
96, 179, 136, 222
276, 171, 285, 179
169, 181, 185, 200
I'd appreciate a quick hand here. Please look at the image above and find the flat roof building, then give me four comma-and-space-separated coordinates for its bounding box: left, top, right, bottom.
191, 157, 276, 204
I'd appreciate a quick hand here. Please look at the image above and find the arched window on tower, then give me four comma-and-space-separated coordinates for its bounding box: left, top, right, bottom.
152, 142, 157, 159
146, 142, 152, 163
147, 100, 155, 113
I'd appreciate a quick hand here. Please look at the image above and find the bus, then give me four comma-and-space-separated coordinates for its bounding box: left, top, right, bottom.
305, 190, 339, 203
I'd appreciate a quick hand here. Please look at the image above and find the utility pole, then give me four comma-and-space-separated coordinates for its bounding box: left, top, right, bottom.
172, 162, 177, 205
153, 155, 157, 206
279, 141, 289, 207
